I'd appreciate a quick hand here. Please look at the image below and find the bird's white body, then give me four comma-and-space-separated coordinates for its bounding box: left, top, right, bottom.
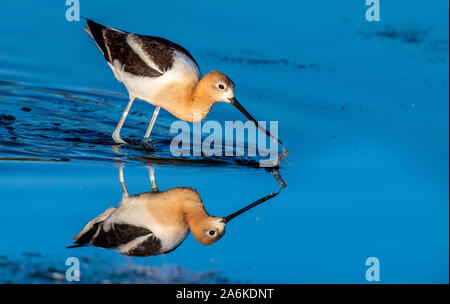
111, 193, 189, 253
74, 190, 190, 255
108, 40, 200, 107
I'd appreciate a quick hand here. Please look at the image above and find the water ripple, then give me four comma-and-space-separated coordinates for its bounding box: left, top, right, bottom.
0, 80, 288, 171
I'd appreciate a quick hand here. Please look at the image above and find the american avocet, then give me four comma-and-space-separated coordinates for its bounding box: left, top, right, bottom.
84, 19, 286, 153
67, 167, 280, 256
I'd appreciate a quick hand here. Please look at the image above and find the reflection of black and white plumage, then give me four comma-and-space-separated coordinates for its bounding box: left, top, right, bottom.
68, 166, 282, 257
68, 220, 163, 257
67, 193, 187, 257
68, 187, 226, 257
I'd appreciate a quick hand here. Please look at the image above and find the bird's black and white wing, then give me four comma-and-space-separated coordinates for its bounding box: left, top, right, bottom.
85, 19, 199, 79
68, 207, 164, 257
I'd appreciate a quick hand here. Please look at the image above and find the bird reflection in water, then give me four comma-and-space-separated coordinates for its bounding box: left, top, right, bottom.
67, 167, 284, 257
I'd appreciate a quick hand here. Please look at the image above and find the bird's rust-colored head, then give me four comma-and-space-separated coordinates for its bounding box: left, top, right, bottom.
194, 70, 287, 155
197, 70, 235, 103
190, 216, 226, 246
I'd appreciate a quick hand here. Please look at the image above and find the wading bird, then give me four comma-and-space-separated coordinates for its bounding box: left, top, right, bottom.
84, 19, 286, 154
67, 167, 281, 256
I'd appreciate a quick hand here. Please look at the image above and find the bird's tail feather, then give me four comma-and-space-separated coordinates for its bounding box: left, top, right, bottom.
66, 243, 86, 249
84, 19, 110, 61
66, 222, 101, 249
66, 207, 116, 249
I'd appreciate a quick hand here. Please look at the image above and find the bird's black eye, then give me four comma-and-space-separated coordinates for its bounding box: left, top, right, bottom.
218, 84, 225, 90
209, 230, 216, 236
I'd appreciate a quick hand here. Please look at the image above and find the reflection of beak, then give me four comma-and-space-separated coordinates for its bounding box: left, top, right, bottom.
222, 187, 281, 223
229, 97, 287, 153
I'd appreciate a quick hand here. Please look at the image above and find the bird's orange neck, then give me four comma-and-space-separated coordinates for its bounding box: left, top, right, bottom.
152, 76, 215, 123
179, 190, 217, 244
185, 77, 216, 122
182, 195, 210, 228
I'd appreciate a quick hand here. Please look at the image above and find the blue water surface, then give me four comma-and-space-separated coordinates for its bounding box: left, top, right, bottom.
0, 0, 448, 283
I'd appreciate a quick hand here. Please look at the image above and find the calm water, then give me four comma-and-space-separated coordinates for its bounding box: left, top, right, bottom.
0, 1, 448, 283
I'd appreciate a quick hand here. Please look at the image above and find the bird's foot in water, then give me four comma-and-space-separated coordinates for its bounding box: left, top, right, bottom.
141, 137, 156, 151
112, 132, 128, 145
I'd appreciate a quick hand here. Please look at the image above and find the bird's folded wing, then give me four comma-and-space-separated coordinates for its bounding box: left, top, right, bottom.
119, 233, 163, 257
91, 222, 153, 249
72, 207, 116, 241
86, 19, 164, 78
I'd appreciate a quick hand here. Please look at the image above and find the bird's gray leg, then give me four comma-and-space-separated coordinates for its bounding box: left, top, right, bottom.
148, 167, 159, 192
118, 166, 130, 199
112, 96, 135, 144
143, 106, 160, 140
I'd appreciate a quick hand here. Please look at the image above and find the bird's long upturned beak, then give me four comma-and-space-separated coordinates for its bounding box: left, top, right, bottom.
222, 188, 281, 223
228, 97, 287, 153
